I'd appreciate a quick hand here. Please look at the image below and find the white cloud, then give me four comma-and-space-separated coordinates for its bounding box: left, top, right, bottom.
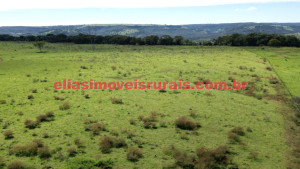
248, 6, 258, 10
0, 0, 299, 11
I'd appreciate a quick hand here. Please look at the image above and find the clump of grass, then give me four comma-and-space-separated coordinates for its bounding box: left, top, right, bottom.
31, 89, 38, 93
85, 122, 106, 135
0, 157, 4, 168
115, 138, 127, 148
80, 65, 88, 69
175, 116, 199, 130
248, 151, 259, 160
266, 66, 272, 71
111, 66, 117, 71
99, 136, 115, 153
110, 97, 123, 104
3, 130, 14, 139
7, 161, 30, 169
230, 127, 245, 136
0, 100, 6, 104
126, 147, 143, 162
129, 118, 136, 125
67, 146, 77, 157
228, 127, 245, 143
42, 131, 50, 138
24, 119, 39, 129
16, 111, 23, 116
189, 110, 197, 118
27, 95, 34, 99
74, 137, 85, 148
59, 101, 70, 110
54, 96, 65, 100
37, 146, 51, 159
159, 121, 167, 128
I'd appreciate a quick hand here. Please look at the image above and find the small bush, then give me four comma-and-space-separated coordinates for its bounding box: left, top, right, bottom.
189, 110, 197, 118
27, 95, 34, 99
230, 127, 245, 136
31, 89, 38, 93
24, 119, 39, 129
129, 118, 136, 125
110, 97, 123, 104
0, 100, 6, 104
16, 111, 23, 116
175, 116, 198, 130
67, 146, 77, 157
3, 130, 14, 139
80, 66, 88, 69
227, 133, 241, 143
115, 138, 127, 148
86, 122, 106, 135
126, 147, 143, 162
159, 121, 167, 128
36, 114, 47, 122
54, 96, 64, 100
59, 102, 70, 110
0, 157, 4, 169
99, 136, 115, 153
248, 151, 259, 160
7, 161, 30, 169
74, 137, 85, 148
195, 146, 231, 169
42, 131, 50, 138
38, 146, 51, 159
32, 139, 44, 147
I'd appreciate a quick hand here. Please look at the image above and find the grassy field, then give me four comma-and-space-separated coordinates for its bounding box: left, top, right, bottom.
246, 47, 300, 97
0, 42, 297, 169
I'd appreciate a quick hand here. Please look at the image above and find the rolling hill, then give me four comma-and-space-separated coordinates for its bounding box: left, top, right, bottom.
1, 23, 300, 41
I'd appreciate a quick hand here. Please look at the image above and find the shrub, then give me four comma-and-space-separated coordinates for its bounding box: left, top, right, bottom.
36, 114, 47, 122
67, 146, 77, 157
42, 131, 50, 138
111, 66, 116, 71
27, 95, 34, 99
0, 157, 4, 169
24, 119, 39, 129
227, 133, 241, 143
32, 139, 44, 147
195, 146, 231, 169
109, 129, 119, 136
110, 97, 123, 104
99, 136, 115, 153
248, 151, 259, 160
126, 147, 143, 162
7, 161, 30, 169
67, 157, 96, 169
230, 127, 245, 136
175, 116, 198, 130
189, 110, 197, 118
3, 130, 14, 139
16, 111, 23, 116
38, 146, 51, 159
74, 137, 85, 148
159, 121, 167, 128
87, 122, 106, 135
115, 138, 127, 148
129, 118, 136, 125
31, 89, 38, 93
59, 102, 70, 110
80, 66, 88, 69
54, 96, 64, 100
10, 142, 38, 157
0, 100, 6, 104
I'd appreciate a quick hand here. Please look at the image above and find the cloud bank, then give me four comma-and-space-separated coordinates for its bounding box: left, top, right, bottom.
0, 0, 299, 11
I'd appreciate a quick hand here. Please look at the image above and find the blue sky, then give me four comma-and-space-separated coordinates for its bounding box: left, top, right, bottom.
0, 1, 299, 26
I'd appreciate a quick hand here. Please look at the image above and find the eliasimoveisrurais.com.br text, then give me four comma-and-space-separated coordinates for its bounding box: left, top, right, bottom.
53, 79, 248, 90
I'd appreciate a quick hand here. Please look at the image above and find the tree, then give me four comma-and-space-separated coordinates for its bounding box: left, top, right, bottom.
33, 41, 46, 52
267, 39, 281, 47
174, 36, 184, 45
159, 35, 173, 45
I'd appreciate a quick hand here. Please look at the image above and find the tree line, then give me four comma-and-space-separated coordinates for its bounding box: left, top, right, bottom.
0, 33, 299, 47
214, 33, 300, 47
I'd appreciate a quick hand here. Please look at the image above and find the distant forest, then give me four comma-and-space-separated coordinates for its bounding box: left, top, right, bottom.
0, 33, 299, 47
